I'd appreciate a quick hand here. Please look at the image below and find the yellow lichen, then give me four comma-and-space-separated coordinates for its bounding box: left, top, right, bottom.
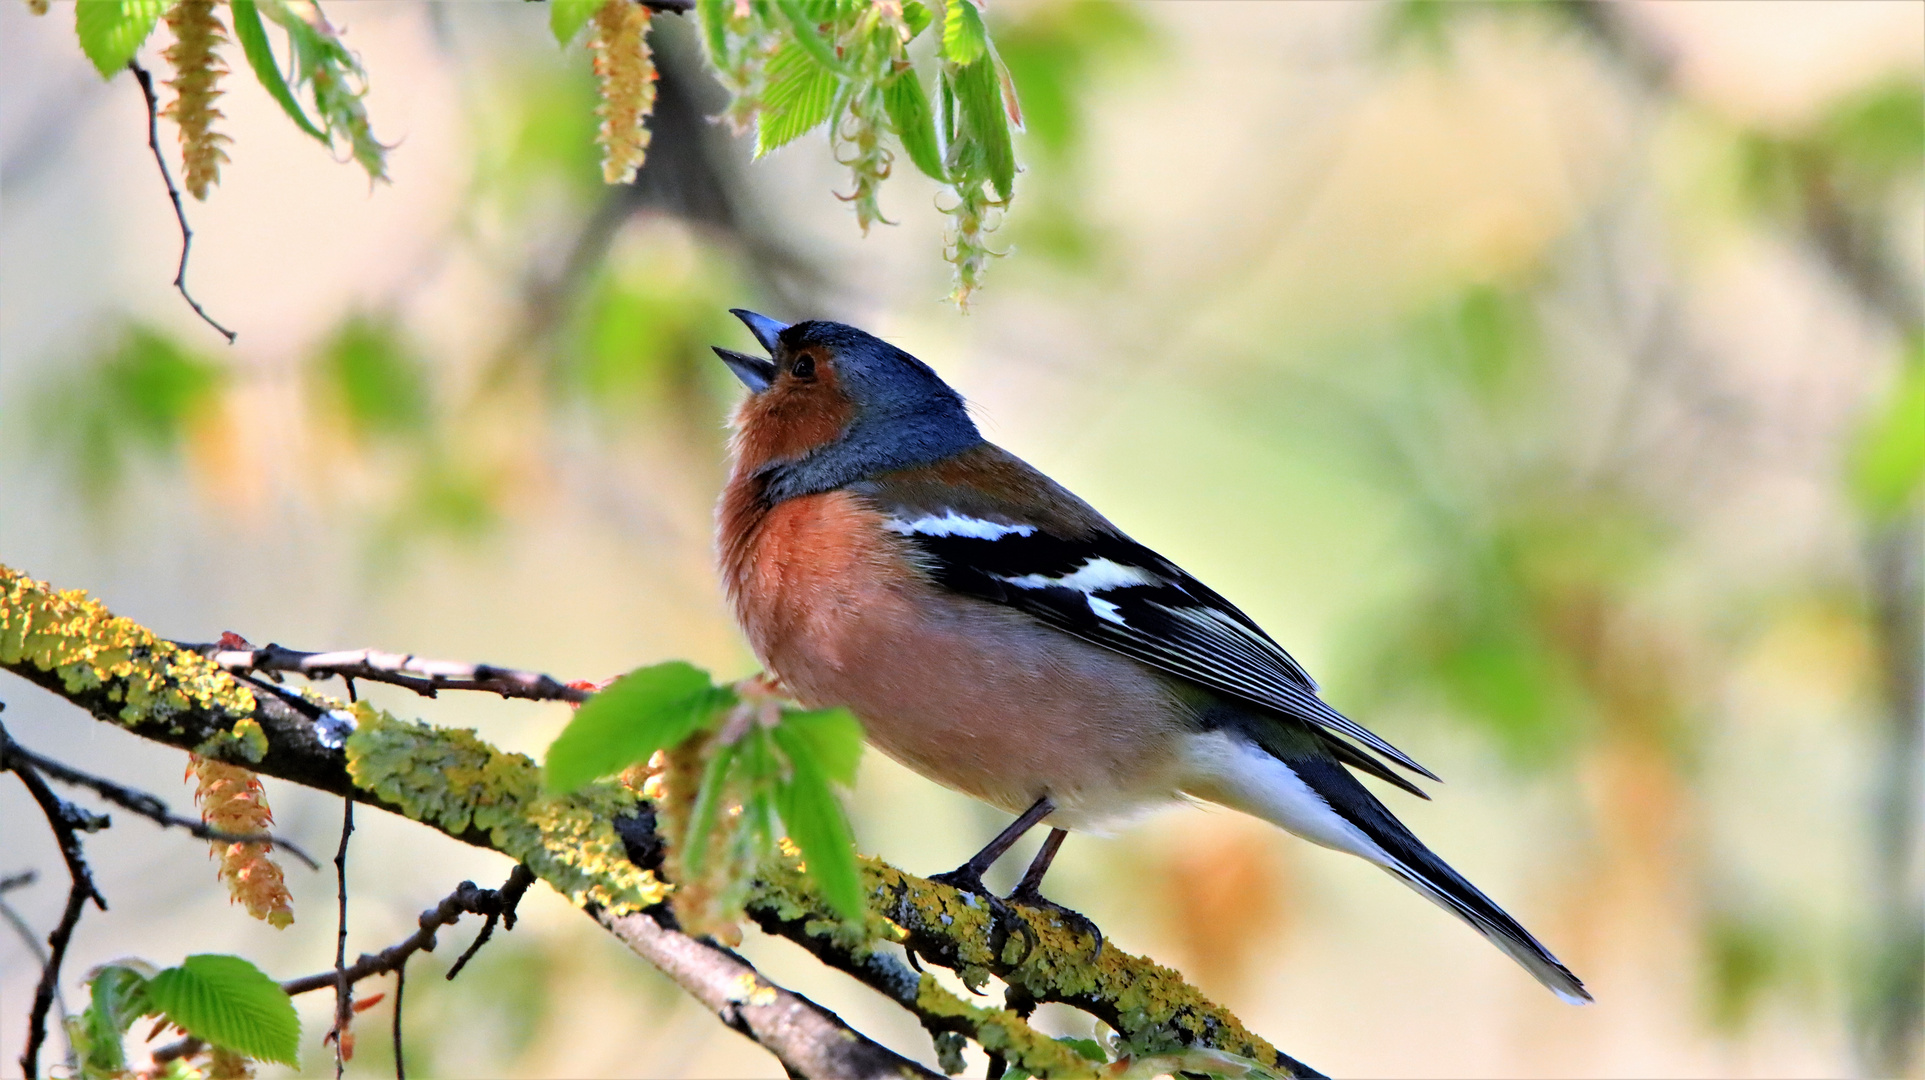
912, 974, 1095, 1078
0, 563, 258, 727
343, 705, 668, 913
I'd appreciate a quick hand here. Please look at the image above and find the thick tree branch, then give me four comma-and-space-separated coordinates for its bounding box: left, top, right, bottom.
597, 906, 941, 1079
0, 562, 1315, 1077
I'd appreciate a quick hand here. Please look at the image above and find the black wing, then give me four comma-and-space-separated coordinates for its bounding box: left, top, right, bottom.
883, 512, 1438, 782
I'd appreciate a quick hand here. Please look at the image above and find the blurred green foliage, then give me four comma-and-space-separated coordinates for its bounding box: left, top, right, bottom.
43, 324, 226, 500
316, 314, 430, 443
1849, 338, 1925, 522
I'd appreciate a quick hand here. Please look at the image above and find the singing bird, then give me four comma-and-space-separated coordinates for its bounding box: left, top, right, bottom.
712, 309, 1590, 1004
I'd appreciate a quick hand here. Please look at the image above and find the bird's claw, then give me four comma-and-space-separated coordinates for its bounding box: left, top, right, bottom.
927, 867, 1039, 969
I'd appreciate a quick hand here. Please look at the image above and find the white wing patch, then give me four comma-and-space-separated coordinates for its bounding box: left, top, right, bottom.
885, 512, 1037, 540
992, 557, 1159, 625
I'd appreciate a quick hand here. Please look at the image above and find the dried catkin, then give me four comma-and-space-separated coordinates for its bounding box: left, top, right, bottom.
161, 0, 233, 201
590, 0, 657, 184
189, 754, 295, 928
26, 0, 50, 15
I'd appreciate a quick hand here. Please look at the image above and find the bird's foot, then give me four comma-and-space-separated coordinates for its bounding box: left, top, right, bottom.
1004, 884, 1103, 963
928, 866, 1037, 967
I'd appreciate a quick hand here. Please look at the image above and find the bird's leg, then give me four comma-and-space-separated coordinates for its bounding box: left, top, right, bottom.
1005, 828, 1104, 960
929, 796, 1054, 895
929, 797, 1053, 962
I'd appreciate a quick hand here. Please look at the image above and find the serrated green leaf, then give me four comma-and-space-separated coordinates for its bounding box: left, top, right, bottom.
75, 0, 164, 79
772, 726, 863, 919
777, 708, 863, 785
901, 0, 933, 40
550, 0, 602, 47
755, 41, 839, 156
953, 55, 1014, 199
940, 0, 987, 65
230, 1, 326, 141
775, 0, 845, 75
146, 955, 299, 1067
542, 662, 732, 794
883, 65, 945, 181
1850, 347, 1925, 520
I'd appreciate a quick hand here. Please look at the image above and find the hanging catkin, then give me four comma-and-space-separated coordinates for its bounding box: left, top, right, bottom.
161, 0, 233, 200
189, 754, 295, 928
589, 0, 657, 184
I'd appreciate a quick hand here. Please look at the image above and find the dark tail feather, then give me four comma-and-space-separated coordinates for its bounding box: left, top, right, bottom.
1292, 758, 1593, 1004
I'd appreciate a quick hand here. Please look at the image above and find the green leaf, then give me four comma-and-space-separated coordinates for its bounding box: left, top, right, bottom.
755, 41, 839, 156
74, 0, 164, 79
543, 662, 731, 794
146, 955, 300, 1067
901, 0, 933, 40
230, 1, 325, 141
777, 708, 863, 785
106, 325, 225, 446
952, 55, 1015, 199
883, 65, 946, 181
696, 0, 730, 65
940, 0, 987, 65
74, 964, 154, 1077
550, 0, 602, 47
317, 314, 429, 440
681, 736, 742, 875
774, 0, 846, 75
772, 726, 864, 919
1059, 1036, 1108, 1063
1849, 346, 1925, 520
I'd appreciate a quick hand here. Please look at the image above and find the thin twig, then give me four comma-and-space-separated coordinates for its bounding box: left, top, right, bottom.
126, 61, 236, 344
281, 872, 532, 995
0, 727, 317, 869
180, 641, 592, 704
6, 749, 108, 1080
0, 873, 75, 1075
391, 967, 406, 1080
332, 798, 353, 1080
445, 865, 535, 980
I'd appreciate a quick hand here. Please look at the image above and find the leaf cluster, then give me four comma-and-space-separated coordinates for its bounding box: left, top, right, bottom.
544, 662, 868, 923
67, 954, 300, 1078
70, 0, 387, 187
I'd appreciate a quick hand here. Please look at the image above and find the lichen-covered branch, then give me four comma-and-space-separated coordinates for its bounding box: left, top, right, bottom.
0, 562, 1316, 1077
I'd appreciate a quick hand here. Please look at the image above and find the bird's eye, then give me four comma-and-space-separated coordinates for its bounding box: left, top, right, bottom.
790, 354, 816, 380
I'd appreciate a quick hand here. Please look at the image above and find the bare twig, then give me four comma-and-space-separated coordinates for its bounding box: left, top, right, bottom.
181, 641, 592, 704
0, 872, 75, 1074
445, 864, 536, 980
0, 727, 317, 869
280, 870, 534, 996
126, 61, 236, 344
391, 967, 406, 1080
330, 798, 353, 1079
4, 736, 109, 1080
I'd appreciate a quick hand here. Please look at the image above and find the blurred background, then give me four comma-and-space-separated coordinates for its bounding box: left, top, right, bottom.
2, 1, 1920, 1076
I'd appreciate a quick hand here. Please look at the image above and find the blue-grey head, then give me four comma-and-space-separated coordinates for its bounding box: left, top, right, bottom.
714, 309, 982, 503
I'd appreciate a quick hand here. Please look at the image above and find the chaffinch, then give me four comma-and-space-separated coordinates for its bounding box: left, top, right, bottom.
712, 309, 1590, 1004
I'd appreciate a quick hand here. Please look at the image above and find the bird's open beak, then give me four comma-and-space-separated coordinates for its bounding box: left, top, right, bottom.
713, 309, 787, 392
730, 308, 787, 353
712, 347, 775, 393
